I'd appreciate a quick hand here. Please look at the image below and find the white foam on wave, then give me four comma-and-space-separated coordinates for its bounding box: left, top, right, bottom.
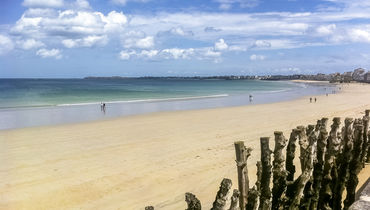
57, 94, 229, 107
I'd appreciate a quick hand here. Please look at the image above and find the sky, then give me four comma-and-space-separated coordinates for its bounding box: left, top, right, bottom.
1, 0, 370, 78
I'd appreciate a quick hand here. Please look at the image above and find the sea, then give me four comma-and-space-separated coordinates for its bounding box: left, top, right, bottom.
0, 78, 337, 130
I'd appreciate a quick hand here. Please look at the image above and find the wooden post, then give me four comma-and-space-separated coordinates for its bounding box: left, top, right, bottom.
234, 141, 251, 210
229, 189, 240, 210
365, 110, 370, 163
287, 126, 316, 210
310, 123, 328, 210
361, 110, 370, 166
246, 187, 259, 210
185, 192, 201, 210
211, 178, 232, 210
259, 137, 272, 210
297, 125, 309, 172
343, 122, 364, 210
318, 117, 341, 210
301, 125, 317, 209
286, 128, 299, 181
333, 117, 354, 210
247, 161, 262, 210
272, 131, 287, 210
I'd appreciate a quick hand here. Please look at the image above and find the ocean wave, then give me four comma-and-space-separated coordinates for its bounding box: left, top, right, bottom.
56, 94, 229, 107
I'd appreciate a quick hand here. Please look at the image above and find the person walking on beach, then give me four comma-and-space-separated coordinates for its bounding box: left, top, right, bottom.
314, 97, 317, 103
310, 97, 312, 103
249, 94, 253, 102
101, 102, 106, 114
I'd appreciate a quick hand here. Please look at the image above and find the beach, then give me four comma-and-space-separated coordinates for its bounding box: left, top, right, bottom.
1, 82, 370, 209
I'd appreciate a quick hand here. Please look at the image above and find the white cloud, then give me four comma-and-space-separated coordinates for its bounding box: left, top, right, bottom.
204, 49, 221, 57
228, 45, 247, 51
22, 0, 64, 8
62, 35, 108, 48
169, 27, 193, 36
215, 0, 260, 10
251, 40, 271, 49
17, 39, 44, 50
124, 36, 154, 49
214, 38, 228, 51
250, 54, 265, 61
24, 8, 55, 17
349, 28, 370, 43
11, 9, 127, 40
104, 11, 128, 33
138, 50, 158, 58
73, 0, 90, 9
119, 50, 131, 60
161, 48, 195, 59
0, 35, 14, 55
316, 24, 336, 36
36, 48, 62, 59
111, 0, 150, 6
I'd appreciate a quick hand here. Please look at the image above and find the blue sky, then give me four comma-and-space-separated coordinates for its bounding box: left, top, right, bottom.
1, 0, 370, 77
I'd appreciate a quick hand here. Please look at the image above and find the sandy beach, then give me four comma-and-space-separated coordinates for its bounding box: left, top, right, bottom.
1, 82, 370, 210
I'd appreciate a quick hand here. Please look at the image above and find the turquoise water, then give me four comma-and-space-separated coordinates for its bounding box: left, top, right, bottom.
0, 79, 337, 130
0, 78, 297, 108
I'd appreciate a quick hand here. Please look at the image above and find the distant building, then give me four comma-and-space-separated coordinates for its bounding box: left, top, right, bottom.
364, 72, 370, 83
352, 68, 366, 81
342, 71, 353, 83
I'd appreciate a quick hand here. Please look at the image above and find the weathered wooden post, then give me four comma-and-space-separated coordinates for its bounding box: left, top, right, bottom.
211, 178, 232, 210
229, 189, 240, 210
259, 137, 272, 210
286, 128, 299, 181
365, 110, 370, 163
287, 127, 316, 210
185, 192, 201, 210
318, 117, 341, 209
246, 161, 262, 210
343, 121, 364, 210
272, 131, 287, 210
234, 141, 252, 210
332, 117, 354, 210
310, 122, 328, 210
301, 125, 317, 209
297, 125, 309, 172
361, 110, 370, 167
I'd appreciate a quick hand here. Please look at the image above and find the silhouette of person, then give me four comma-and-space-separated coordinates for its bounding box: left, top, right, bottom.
310, 97, 312, 103
314, 97, 317, 103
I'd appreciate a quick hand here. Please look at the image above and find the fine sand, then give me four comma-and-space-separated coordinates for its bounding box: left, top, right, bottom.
1, 82, 370, 210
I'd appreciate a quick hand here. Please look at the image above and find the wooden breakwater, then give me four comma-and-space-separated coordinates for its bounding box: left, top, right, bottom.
146, 110, 370, 210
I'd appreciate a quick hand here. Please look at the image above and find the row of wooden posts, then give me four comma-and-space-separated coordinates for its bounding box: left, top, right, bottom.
145, 109, 370, 210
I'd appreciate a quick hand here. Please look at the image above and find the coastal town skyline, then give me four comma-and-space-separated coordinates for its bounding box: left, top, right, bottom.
1, 0, 370, 77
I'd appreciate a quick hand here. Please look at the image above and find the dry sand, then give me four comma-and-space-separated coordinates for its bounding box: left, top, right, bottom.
1, 82, 370, 210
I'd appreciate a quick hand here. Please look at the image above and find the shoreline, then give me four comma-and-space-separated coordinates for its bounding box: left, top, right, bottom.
0, 83, 369, 209
0, 81, 336, 130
